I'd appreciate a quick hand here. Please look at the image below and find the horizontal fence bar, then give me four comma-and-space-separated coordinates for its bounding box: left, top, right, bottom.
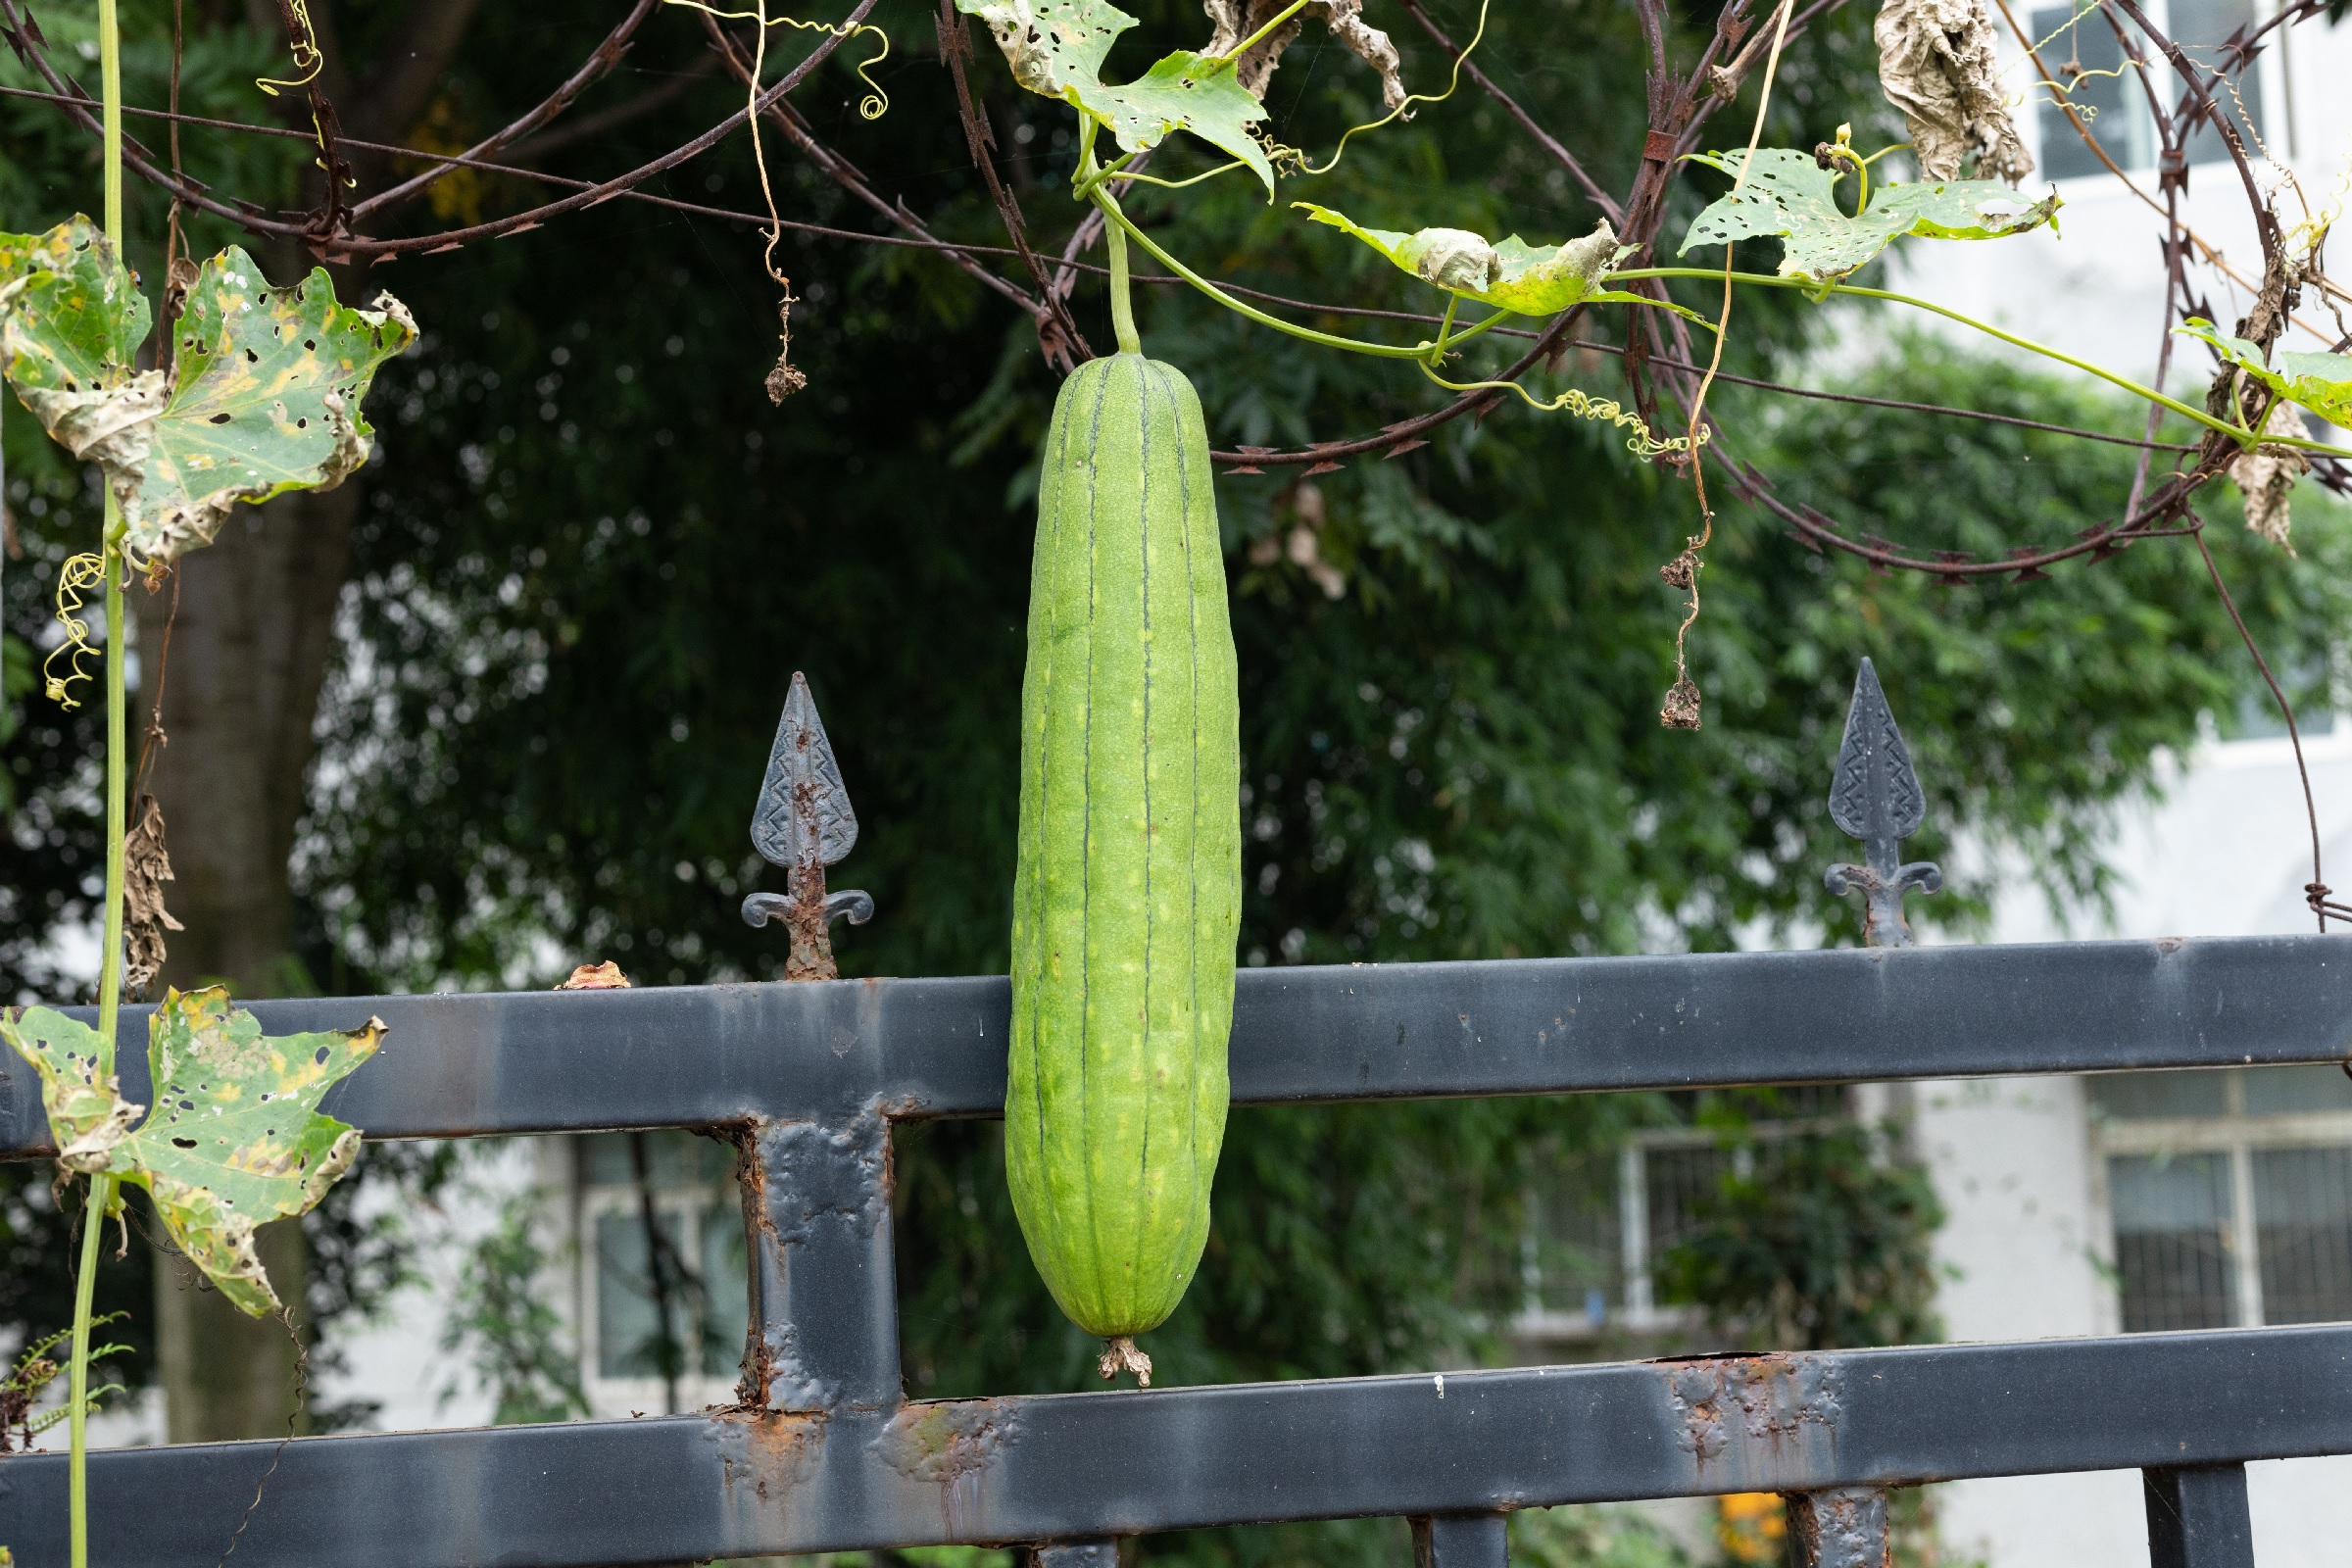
7, 934, 2351, 1154
5, 1324, 2349, 1567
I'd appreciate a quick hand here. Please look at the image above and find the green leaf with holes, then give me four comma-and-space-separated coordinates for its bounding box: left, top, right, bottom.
0, 220, 416, 566
0, 1007, 141, 1173
2175, 318, 2352, 429
956, 0, 1133, 97
126, 246, 416, 564
1, 987, 385, 1318
1072, 49, 1271, 193
1297, 204, 1706, 322
0, 217, 161, 484
1676, 149, 2060, 283
0, 216, 148, 395
954, 0, 1272, 194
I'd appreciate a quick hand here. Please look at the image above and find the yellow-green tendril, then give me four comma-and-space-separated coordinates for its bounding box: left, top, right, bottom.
42, 553, 106, 710
1292, 0, 1493, 176
254, 0, 351, 184
665, 0, 892, 118
254, 0, 323, 94
1418, 364, 1706, 460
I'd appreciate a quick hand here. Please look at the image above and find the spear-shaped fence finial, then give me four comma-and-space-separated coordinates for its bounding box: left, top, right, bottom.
1824, 658, 1941, 948
742, 671, 873, 979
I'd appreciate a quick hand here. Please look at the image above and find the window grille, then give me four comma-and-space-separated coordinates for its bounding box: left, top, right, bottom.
2090, 1065, 2352, 1333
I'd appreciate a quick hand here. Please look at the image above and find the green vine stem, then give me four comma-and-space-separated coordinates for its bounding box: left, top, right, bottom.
1219, 0, 1310, 59
1106, 206, 1142, 355
1089, 189, 1438, 362
72, 0, 130, 1560
1614, 266, 2319, 454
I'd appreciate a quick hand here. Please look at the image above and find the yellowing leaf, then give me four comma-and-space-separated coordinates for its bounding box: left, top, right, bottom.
0, 218, 162, 483
128, 246, 416, 564
0, 987, 385, 1318
0, 1008, 142, 1173
1297, 204, 1704, 321
2175, 318, 2352, 429
0, 221, 416, 567
0, 217, 148, 394
1677, 148, 2059, 283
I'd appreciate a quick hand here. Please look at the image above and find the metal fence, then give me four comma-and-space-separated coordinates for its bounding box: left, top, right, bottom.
3, 662, 2347, 1568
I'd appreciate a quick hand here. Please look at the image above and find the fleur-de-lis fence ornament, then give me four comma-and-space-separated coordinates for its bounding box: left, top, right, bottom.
742, 671, 873, 980
1823, 658, 1941, 949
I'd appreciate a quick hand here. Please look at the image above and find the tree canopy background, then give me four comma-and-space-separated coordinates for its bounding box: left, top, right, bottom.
2, 0, 2346, 1547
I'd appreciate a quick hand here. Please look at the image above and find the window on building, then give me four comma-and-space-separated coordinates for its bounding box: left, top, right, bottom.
2028, 0, 2265, 180
2088, 1065, 2352, 1331
1519, 1088, 1846, 1340
576, 1131, 750, 1405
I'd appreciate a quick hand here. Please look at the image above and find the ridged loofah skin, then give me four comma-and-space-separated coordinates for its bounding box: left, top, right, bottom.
1006, 352, 1243, 1349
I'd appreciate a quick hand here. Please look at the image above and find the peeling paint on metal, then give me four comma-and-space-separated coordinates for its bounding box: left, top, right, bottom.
876, 1398, 1021, 1538
1664, 1353, 1839, 1487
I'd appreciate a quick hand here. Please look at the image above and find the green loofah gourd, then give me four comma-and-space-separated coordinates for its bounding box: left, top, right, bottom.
1006, 351, 1243, 1386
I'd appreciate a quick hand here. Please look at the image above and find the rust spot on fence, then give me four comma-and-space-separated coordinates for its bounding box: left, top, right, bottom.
711, 1409, 826, 1506
876, 1397, 1021, 1536
1661, 1352, 1839, 1488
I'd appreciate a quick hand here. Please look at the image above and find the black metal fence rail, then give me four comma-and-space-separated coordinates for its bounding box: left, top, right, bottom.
0, 1326, 2343, 1567
2, 933, 2345, 1568
9, 934, 2351, 1151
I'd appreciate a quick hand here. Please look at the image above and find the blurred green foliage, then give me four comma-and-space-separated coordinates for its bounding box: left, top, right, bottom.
0, 2, 2344, 1562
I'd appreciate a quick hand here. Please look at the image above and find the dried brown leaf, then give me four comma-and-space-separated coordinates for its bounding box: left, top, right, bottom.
1202, 0, 1405, 111
122, 794, 183, 1004
2231, 440, 2310, 554
1874, 0, 2033, 184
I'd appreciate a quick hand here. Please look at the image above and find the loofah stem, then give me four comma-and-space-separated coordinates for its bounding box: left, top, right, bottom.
1098, 1336, 1153, 1387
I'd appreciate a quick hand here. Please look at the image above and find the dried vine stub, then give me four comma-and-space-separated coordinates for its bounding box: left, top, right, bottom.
1874, 0, 2032, 184
1660, 674, 1703, 729
766, 291, 808, 405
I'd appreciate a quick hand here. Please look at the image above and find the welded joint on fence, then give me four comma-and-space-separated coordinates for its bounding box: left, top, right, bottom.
1786, 1487, 1890, 1568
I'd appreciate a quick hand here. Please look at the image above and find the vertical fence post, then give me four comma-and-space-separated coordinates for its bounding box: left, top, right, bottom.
734, 1103, 904, 1412
1410, 1512, 1509, 1568
2144, 1465, 2255, 1568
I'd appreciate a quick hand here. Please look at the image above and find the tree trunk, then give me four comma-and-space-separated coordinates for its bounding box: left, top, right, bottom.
132, 482, 359, 996
111, 0, 486, 1454
134, 480, 361, 1439
156, 1220, 310, 1443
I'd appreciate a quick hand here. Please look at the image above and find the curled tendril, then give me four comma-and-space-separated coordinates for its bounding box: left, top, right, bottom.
42, 553, 106, 710
1293, 0, 1494, 177
253, 0, 324, 96
1418, 364, 1708, 460
665, 0, 893, 118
